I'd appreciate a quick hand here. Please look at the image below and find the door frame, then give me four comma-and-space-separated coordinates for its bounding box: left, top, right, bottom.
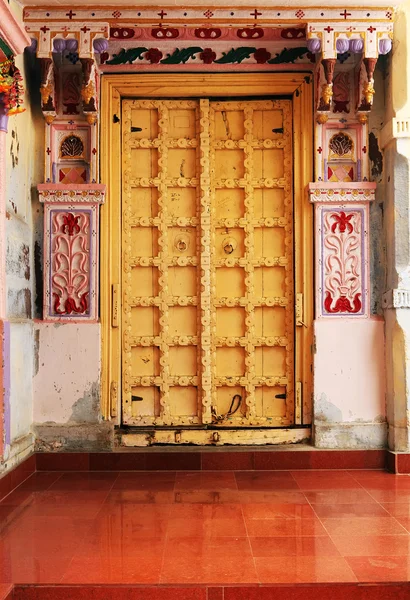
100, 73, 314, 434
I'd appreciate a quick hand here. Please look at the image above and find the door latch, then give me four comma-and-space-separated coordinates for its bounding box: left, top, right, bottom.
112, 284, 119, 328
295, 292, 307, 327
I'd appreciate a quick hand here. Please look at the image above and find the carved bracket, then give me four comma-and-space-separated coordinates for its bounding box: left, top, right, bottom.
308, 21, 393, 119
309, 182, 376, 318
38, 184, 105, 322
25, 22, 109, 59
38, 57, 56, 123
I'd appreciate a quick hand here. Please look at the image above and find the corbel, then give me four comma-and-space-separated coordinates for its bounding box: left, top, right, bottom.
80, 57, 97, 124
38, 57, 56, 123
357, 57, 377, 115
308, 22, 393, 123
317, 58, 336, 118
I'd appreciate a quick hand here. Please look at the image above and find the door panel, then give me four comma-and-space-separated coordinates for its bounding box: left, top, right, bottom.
122, 100, 202, 426
209, 101, 293, 426
121, 98, 293, 428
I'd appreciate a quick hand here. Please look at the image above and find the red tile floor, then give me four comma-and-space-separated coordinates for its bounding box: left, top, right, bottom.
2, 469, 410, 585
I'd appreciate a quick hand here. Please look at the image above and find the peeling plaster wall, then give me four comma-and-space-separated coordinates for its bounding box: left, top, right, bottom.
2, 0, 43, 465
313, 319, 386, 448
32, 323, 112, 450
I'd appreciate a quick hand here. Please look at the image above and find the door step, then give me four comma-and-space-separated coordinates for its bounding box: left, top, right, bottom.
120, 427, 311, 447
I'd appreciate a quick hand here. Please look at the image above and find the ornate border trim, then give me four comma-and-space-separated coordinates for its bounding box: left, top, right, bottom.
38, 183, 106, 204
308, 182, 376, 203
23, 6, 395, 24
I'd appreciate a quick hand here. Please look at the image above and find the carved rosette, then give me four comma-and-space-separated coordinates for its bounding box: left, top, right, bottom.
38, 184, 105, 322
309, 182, 375, 318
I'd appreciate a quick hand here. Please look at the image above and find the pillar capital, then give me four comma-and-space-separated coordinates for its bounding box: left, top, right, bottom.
307, 21, 393, 60
25, 22, 109, 59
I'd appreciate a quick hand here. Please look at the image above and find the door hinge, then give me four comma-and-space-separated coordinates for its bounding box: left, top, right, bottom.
110, 381, 118, 418
295, 381, 302, 425
112, 284, 119, 327
295, 292, 306, 327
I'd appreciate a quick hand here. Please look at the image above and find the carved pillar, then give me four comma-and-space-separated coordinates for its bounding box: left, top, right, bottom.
309, 183, 376, 318
38, 184, 105, 321
305, 19, 392, 449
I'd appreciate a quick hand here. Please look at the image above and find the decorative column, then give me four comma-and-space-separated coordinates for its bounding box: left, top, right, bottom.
38, 184, 105, 321
27, 21, 109, 322
306, 19, 391, 449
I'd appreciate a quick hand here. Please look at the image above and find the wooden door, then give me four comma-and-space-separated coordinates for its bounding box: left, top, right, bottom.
121, 97, 294, 429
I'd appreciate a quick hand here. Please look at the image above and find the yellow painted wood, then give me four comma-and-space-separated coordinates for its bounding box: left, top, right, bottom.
209, 100, 293, 427
101, 74, 313, 443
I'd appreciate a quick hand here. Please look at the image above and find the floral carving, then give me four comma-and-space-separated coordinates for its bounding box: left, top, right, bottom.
61, 212, 81, 235
60, 135, 84, 158
322, 209, 365, 316
329, 132, 354, 158
50, 210, 91, 317
330, 211, 354, 234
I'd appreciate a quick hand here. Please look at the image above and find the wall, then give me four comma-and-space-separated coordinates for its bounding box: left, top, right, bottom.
32, 323, 112, 451
27, 7, 397, 451
1, 0, 43, 471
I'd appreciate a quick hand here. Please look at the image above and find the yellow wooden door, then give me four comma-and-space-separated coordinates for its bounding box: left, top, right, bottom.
121, 98, 294, 428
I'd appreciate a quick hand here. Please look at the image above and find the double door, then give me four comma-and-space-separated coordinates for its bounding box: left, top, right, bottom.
120, 97, 296, 430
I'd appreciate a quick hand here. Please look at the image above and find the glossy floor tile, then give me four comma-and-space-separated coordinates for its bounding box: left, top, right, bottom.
1, 468, 410, 585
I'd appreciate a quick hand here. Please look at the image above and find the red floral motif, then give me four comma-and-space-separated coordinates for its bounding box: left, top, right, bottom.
145, 48, 163, 64
200, 48, 217, 64
324, 291, 362, 314
53, 291, 89, 315
253, 48, 271, 63
61, 213, 81, 236
195, 28, 221, 39
330, 211, 354, 234
237, 27, 264, 39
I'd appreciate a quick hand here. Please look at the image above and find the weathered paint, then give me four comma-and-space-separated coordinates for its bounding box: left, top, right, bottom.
313, 318, 386, 448
2, 320, 11, 455
33, 322, 101, 424
0, 0, 43, 465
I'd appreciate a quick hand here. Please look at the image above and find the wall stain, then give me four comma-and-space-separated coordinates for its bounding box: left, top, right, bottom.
34, 240, 43, 318
10, 129, 20, 169
369, 132, 383, 180
69, 381, 100, 424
